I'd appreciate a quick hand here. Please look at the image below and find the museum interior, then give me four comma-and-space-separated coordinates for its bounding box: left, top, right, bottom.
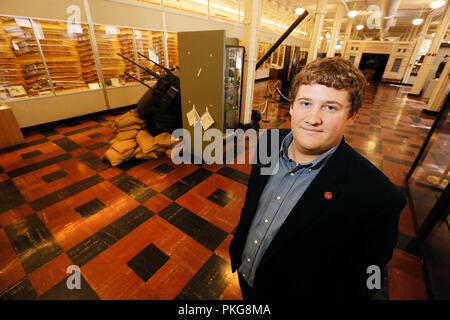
0, 0, 449, 300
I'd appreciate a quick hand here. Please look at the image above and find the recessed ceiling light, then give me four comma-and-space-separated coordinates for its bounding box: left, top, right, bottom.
296, 8, 305, 15
412, 18, 424, 25
430, 1, 446, 9
356, 24, 364, 30
348, 10, 358, 18
325, 33, 331, 39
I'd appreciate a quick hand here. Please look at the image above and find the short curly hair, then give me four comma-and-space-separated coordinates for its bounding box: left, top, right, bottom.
289, 57, 367, 118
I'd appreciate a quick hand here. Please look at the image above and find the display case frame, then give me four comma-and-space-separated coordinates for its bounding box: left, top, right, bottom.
405, 92, 450, 299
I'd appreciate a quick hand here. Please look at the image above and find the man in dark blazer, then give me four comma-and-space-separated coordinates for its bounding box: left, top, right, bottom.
229, 57, 406, 300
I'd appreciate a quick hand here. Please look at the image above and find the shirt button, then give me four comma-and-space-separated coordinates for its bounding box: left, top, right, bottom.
277, 196, 281, 200
290, 173, 294, 176
247, 258, 251, 262
242, 274, 246, 278
308, 168, 312, 172
254, 240, 258, 244
264, 219, 269, 223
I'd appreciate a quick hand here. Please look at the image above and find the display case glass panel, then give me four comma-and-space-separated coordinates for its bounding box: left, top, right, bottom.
224, 45, 244, 130
92, 25, 138, 87
0, 16, 52, 100
406, 96, 449, 299
134, 29, 165, 80
167, 32, 179, 68
33, 19, 96, 95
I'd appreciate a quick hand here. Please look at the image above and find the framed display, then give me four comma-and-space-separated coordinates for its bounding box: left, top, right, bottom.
5, 84, 28, 97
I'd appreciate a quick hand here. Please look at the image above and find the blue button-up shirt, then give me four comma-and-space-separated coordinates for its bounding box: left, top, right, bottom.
238, 132, 340, 287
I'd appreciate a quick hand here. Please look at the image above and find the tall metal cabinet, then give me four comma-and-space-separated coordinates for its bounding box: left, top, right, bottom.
177, 30, 244, 158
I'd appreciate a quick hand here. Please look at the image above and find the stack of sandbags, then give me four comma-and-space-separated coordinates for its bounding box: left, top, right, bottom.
103, 109, 180, 166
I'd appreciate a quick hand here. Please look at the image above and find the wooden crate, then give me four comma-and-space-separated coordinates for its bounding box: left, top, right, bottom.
0, 104, 25, 149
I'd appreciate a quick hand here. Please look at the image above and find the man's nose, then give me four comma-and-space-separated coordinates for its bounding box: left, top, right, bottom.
304, 106, 322, 125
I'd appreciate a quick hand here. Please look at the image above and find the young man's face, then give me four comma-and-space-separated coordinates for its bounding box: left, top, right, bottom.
289, 83, 357, 158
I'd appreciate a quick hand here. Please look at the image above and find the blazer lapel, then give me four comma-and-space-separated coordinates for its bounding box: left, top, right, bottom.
258, 140, 350, 268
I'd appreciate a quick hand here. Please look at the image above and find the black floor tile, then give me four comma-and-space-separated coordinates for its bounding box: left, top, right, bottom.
41, 170, 68, 183
87, 132, 104, 138
110, 172, 157, 203
67, 121, 82, 127
207, 188, 234, 207
175, 254, 230, 300
30, 175, 104, 211
85, 142, 109, 151
383, 155, 413, 167
7, 153, 72, 178
65, 232, 111, 267
0, 277, 37, 300
152, 163, 176, 175
20, 150, 43, 159
77, 152, 110, 172
74, 198, 106, 218
216, 166, 249, 186
0, 180, 27, 213
158, 203, 228, 251
64, 124, 103, 136
161, 181, 192, 200
127, 243, 169, 282
39, 128, 59, 137
52, 137, 81, 152
91, 117, 108, 124
39, 275, 100, 300
116, 158, 145, 171
180, 168, 213, 187
4, 214, 63, 274
0, 138, 49, 155
66, 205, 153, 266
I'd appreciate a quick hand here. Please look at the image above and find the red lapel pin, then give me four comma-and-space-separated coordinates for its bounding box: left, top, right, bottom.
324, 192, 332, 200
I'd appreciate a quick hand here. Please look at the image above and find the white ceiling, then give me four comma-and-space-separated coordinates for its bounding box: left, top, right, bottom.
267, 0, 448, 39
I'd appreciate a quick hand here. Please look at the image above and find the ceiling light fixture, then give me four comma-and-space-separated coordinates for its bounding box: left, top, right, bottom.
430, 1, 446, 9
412, 18, 424, 25
296, 8, 305, 15
348, 10, 358, 18
356, 24, 364, 30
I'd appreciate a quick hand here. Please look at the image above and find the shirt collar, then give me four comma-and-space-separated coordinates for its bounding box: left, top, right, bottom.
280, 131, 341, 171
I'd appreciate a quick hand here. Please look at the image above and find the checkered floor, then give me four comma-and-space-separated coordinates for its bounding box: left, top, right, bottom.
0, 81, 433, 299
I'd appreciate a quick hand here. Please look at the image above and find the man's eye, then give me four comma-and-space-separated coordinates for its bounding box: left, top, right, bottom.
324, 105, 336, 111
300, 101, 311, 107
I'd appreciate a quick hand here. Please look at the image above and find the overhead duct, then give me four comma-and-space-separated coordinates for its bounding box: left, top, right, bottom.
381, 0, 402, 32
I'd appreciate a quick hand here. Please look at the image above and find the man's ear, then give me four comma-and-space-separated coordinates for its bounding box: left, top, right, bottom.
347, 110, 358, 124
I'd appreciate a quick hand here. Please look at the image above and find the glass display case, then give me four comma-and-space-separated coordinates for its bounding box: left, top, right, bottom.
405, 93, 450, 299
0, 16, 53, 99
0, 15, 181, 102
224, 45, 244, 130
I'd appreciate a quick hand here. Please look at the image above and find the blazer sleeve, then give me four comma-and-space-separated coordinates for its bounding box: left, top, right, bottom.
331, 190, 406, 299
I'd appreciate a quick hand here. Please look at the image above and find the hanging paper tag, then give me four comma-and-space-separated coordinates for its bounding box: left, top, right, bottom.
201, 107, 215, 130
186, 105, 201, 127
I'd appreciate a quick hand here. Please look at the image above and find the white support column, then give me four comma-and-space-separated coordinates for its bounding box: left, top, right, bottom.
327, 4, 344, 57
240, 0, 263, 125
410, 1, 450, 95
307, 0, 327, 64
342, 18, 353, 56
426, 61, 450, 112
403, 13, 432, 84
